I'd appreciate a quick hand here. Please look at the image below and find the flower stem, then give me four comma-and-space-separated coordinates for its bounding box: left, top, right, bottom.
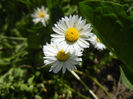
0, 35, 26, 40
75, 70, 112, 99
63, 83, 91, 99
70, 70, 99, 99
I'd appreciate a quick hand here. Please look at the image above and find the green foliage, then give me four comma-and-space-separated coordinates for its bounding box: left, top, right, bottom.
79, 0, 133, 84
120, 66, 133, 90
0, 0, 95, 98
0, 0, 129, 98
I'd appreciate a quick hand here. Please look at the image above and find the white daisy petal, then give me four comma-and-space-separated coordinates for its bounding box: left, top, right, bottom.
31, 6, 49, 27
89, 33, 106, 50
43, 42, 82, 73
44, 60, 55, 65
53, 62, 63, 73
52, 27, 65, 35
79, 38, 90, 47
75, 16, 82, 30
58, 20, 67, 31
51, 15, 92, 52
78, 20, 86, 31
51, 34, 64, 38
65, 62, 73, 71
62, 64, 66, 74
49, 61, 59, 72
64, 16, 70, 28
55, 24, 65, 33
51, 37, 65, 43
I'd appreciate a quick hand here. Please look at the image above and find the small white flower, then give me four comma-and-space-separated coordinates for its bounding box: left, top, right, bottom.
89, 33, 106, 50
51, 15, 92, 53
31, 6, 49, 27
43, 42, 82, 73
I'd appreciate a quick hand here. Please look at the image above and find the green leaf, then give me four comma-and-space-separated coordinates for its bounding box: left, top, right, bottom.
35, 95, 42, 99
0, 59, 10, 66
20, 84, 29, 91
53, 92, 58, 99
28, 76, 35, 85
120, 67, 133, 90
79, 0, 133, 83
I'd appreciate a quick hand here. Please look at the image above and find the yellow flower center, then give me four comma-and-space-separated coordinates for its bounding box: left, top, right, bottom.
65, 27, 79, 42
57, 50, 69, 61
97, 38, 100, 42
39, 12, 45, 18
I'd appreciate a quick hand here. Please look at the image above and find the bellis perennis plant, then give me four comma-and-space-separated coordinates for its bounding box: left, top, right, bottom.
42, 14, 106, 74
51, 15, 92, 53
89, 33, 106, 50
31, 6, 49, 27
43, 42, 82, 73
40, 12, 107, 98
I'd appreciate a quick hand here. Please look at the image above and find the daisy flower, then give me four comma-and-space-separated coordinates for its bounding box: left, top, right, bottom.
51, 15, 92, 53
43, 42, 82, 73
31, 6, 49, 27
89, 33, 106, 50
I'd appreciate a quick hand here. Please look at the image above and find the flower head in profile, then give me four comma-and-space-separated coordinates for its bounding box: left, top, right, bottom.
43, 42, 82, 73
31, 6, 49, 27
51, 15, 92, 53
89, 33, 106, 50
